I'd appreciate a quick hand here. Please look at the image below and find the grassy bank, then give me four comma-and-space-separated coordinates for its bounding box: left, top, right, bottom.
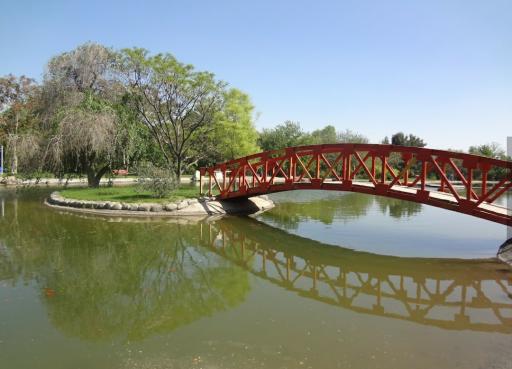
60, 185, 198, 204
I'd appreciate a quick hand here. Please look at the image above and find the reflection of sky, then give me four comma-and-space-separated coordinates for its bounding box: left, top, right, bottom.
262, 190, 510, 259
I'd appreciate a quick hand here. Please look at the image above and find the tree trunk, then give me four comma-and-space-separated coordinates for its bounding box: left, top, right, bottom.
11, 145, 17, 175
11, 113, 18, 175
175, 158, 182, 184
87, 165, 110, 188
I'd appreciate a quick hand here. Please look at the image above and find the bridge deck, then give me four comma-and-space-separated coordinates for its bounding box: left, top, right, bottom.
242, 178, 509, 220
349, 181, 509, 217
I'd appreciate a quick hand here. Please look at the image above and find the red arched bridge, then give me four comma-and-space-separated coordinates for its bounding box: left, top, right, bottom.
199, 144, 512, 225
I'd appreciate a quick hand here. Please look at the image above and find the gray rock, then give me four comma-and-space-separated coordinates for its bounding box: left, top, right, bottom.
138, 204, 151, 211
121, 203, 131, 210
150, 204, 163, 212
110, 203, 123, 210
164, 203, 177, 211
187, 198, 199, 205
129, 204, 140, 211
177, 200, 189, 210
49, 193, 58, 201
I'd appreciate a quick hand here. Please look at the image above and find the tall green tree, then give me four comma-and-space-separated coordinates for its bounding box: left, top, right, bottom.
469, 143, 506, 159
120, 48, 226, 181
391, 132, 427, 147
469, 142, 509, 180
258, 121, 309, 151
309, 125, 337, 144
213, 88, 260, 161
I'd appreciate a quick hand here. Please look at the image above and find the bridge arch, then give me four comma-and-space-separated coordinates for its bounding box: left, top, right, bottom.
200, 144, 512, 225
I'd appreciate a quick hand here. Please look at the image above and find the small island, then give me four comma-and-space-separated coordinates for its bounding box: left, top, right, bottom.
46, 185, 274, 217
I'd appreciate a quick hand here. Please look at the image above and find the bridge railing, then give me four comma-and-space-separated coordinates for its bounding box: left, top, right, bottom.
200, 144, 512, 224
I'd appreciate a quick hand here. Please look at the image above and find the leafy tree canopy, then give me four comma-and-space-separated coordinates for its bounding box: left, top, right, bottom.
212, 88, 260, 161
391, 132, 427, 147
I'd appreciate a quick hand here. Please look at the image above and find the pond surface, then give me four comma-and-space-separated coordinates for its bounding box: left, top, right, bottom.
0, 188, 511, 369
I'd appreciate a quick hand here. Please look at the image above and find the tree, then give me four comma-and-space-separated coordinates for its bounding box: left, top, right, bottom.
309, 125, 337, 145
469, 143, 506, 159
0, 74, 38, 174
258, 121, 308, 151
213, 88, 260, 161
53, 98, 119, 187
469, 143, 509, 180
391, 132, 426, 147
337, 129, 369, 144
120, 48, 226, 181
41, 43, 129, 187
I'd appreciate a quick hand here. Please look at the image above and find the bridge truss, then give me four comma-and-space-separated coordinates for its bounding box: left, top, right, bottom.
200, 144, 512, 224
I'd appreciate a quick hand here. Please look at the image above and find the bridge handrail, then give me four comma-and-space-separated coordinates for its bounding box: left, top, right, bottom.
200, 143, 512, 225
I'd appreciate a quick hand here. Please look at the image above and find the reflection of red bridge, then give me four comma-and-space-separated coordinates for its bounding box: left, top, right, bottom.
200, 144, 511, 224
200, 219, 512, 333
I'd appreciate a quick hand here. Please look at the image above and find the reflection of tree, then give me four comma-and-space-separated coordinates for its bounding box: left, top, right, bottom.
259, 192, 373, 229
260, 191, 421, 229
0, 193, 250, 341
374, 196, 422, 219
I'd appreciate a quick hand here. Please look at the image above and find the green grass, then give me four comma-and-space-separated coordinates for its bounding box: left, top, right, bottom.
60, 185, 199, 203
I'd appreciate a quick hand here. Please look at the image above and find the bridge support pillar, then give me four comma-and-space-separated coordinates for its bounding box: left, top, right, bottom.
416, 190, 429, 202
498, 238, 512, 266
311, 178, 323, 188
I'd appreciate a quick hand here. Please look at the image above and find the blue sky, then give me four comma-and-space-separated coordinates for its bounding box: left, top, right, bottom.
1, 0, 510, 150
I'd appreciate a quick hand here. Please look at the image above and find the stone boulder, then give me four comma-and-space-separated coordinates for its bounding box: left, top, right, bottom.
164, 203, 178, 211
150, 204, 163, 212
177, 200, 189, 210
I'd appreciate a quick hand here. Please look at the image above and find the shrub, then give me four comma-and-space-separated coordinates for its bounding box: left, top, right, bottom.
136, 162, 177, 198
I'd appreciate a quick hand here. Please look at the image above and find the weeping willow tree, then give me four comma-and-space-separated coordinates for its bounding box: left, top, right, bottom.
39, 43, 140, 187
50, 103, 118, 186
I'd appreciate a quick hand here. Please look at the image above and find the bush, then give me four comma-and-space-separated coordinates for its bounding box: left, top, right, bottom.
136, 163, 178, 198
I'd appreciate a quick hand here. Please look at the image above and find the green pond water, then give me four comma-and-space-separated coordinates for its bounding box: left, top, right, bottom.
0, 188, 511, 369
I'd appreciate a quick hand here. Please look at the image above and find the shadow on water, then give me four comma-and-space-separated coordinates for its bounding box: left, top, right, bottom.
0, 188, 511, 343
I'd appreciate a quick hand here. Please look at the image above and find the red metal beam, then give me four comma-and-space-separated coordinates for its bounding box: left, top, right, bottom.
200, 144, 512, 225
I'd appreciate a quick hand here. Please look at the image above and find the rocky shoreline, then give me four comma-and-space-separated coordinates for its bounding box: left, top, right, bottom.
45, 191, 275, 217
